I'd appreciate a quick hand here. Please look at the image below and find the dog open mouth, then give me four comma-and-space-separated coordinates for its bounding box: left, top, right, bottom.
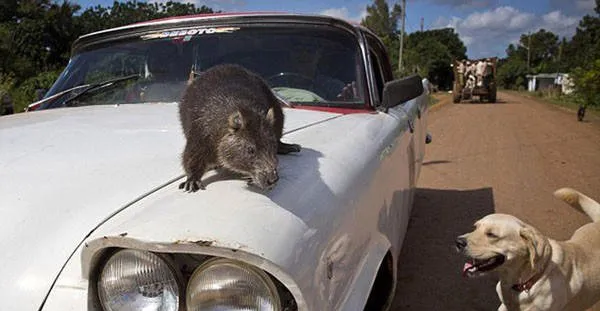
462, 254, 506, 277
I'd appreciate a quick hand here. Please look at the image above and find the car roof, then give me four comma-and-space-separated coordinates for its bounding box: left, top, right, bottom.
72, 12, 377, 53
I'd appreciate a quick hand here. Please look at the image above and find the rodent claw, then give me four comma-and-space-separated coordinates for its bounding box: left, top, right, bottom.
278, 142, 301, 154
179, 180, 205, 192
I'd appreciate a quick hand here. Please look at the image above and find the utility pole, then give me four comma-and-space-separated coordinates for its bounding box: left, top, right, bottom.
525, 32, 531, 73
519, 32, 532, 73
398, 0, 406, 73
420, 17, 424, 32
527, 33, 531, 73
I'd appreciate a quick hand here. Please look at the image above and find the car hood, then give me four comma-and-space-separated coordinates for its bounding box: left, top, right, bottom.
0, 103, 340, 311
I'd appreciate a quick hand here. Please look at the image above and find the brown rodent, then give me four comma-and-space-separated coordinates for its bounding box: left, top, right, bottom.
178, 64, 300, 192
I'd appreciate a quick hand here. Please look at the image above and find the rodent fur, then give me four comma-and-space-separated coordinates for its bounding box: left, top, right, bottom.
178, 64, 300, 192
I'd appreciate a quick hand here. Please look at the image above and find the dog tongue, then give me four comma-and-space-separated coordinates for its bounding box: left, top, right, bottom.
462, 262, 474, 277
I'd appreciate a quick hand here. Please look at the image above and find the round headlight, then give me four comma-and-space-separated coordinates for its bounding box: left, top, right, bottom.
186, 258, 281, 311
97, 249, 181, 311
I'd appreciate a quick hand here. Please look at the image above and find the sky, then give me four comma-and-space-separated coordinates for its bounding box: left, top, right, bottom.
71, 0, 597, 59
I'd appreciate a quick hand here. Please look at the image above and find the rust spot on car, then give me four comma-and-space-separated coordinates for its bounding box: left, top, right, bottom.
193, 240, 214, 246
173, 239, 214, 247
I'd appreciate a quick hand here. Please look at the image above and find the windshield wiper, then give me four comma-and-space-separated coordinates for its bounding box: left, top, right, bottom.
63, 74, 141, 107
30, 84, 93, 110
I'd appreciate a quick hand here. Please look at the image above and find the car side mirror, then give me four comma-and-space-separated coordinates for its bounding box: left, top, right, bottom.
380, 74, 424, 111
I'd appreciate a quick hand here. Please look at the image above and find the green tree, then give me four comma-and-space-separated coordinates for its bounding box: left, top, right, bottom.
497, 29, 562, 89
568, 0, 600, 115
0, 0, 215, 112
159, 1, 213, 17
0, 0, 80, 77
78, 1, 215, 35
572, 59, 600, 106
361, 0, 402, 38
44, 1, 81, 69
496, 57, 528, 89
0, 0, 18, 23
564, 0, 600, 68
522, 29, 560, 73
403, 28, 466, 89
361, 0, 402, 76
570, 59, 600, 121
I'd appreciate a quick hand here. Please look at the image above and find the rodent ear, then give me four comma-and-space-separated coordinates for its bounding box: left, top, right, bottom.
266, 107, 276, 126
228, 111, 245, 132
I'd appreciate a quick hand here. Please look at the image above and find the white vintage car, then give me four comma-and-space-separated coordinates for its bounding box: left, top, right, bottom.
2, 13, 430, 311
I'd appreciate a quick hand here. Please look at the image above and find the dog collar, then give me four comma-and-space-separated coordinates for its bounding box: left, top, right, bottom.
511, 273, 543, 292
512, 243, 553, 293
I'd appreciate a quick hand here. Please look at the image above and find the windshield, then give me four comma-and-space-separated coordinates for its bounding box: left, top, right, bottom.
41, 25, 366, 109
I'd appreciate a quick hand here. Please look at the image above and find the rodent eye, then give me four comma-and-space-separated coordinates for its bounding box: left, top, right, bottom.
247, 146, 256, 155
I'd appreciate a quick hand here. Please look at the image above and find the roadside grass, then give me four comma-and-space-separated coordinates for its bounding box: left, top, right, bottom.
429, 94, 440, 107
506, 89, 600, 120
429, 91, 452, 106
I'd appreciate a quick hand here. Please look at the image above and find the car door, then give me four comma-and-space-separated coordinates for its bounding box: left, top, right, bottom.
364, 33, 421, 253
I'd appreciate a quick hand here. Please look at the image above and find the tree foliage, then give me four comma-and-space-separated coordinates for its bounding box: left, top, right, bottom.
571, 59, 600, 108
498, 0, 600, 97
403, 28, 466, 89
361, 0, 466, 89
497, 28, 562, 89
360, 0, 402, 75
496, 57, 528, 90
361, 0, 402, 38
78, 1, 213, 35
0, 0, 214, 113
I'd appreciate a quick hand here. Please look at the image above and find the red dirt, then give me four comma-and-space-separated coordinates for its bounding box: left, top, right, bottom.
391, 91, 600, 310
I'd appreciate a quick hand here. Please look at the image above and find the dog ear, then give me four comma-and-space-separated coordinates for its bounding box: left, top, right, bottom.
520, 226, 548, 269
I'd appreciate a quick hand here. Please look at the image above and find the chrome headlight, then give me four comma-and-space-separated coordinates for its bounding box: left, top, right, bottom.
186, 258, 281, 311
97, 249, 181, 311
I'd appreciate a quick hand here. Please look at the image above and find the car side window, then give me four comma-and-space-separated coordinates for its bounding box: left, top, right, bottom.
369, 49, 385, 101
365, 34, 392, 105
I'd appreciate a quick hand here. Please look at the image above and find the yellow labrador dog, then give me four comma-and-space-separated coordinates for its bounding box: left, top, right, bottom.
456, 188, 600, 311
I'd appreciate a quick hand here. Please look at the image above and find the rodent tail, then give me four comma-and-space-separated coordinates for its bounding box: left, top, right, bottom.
554, 187, 600, 222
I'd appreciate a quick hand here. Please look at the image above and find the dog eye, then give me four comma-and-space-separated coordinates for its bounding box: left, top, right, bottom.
485, 231, 498, 238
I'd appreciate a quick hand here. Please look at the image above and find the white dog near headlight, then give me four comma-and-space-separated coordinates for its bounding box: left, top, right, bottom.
456, 188, 600, 311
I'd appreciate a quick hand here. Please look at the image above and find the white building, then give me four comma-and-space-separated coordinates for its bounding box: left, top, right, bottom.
527, 73, 574, 94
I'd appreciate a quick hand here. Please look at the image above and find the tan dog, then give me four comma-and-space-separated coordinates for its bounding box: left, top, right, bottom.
456, 188, 600, 311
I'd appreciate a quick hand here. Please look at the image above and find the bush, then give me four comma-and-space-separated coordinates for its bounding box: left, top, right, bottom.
540, 87, 561, 99
571, 59, 600, 108
0, 74, 15, 115
10, 70, 62, 113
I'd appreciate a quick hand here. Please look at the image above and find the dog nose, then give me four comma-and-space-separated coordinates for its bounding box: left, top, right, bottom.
455, 237, 467, 251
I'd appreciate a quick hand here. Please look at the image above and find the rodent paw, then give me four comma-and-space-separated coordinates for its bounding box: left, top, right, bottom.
278, 142, 301, 154
179, 179, 205, 192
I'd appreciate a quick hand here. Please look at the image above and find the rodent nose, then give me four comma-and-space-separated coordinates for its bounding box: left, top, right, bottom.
455, 237, 467, 251
267, 170, 279, 185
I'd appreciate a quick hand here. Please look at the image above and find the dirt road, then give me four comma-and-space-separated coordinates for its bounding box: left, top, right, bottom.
392, 91, 600, 310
